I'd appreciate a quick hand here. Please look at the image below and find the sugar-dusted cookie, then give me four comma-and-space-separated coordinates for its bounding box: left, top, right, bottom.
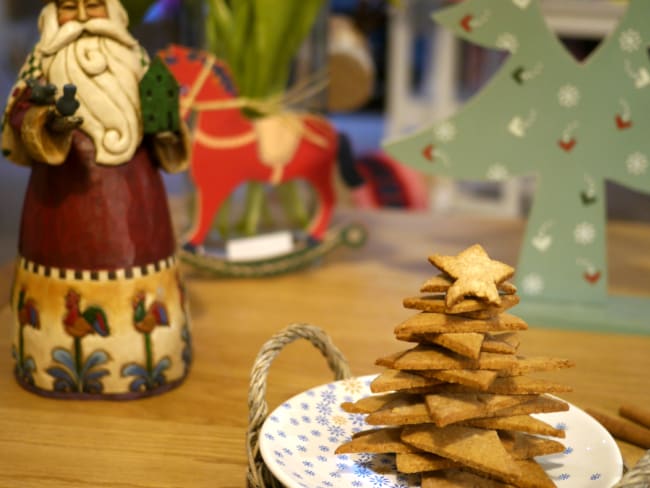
424, 392, 531, 427
428, 332, 485, 359
396, 452, 459, 474
341, 391, 408, 414
401, 424, 521, 482
421, 470, 513, 488
386, 345, 520, 371
463, 415, 566, 438
394, 312, 527, 340
335, 427, 417, 454
428, 244, 515, 307
499, 431, 566, 458
420, 273, 518, 295
370, 369, 442, 393
422, 369, 498, 390
403, 294, 520, 316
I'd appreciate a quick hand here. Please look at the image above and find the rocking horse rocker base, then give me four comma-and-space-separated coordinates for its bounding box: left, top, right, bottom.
179, 223, 367, 278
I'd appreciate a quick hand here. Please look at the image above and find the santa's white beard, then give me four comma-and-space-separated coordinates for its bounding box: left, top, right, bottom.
41, 34, 146, 165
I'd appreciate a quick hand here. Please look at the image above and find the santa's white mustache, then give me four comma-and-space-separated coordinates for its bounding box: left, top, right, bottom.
39, 17, 137, 56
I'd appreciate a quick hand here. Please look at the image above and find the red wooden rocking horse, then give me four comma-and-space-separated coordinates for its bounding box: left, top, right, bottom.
159, 45, 362, 254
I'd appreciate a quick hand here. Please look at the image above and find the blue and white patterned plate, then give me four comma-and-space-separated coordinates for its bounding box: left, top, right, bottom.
260, 375, 624, 488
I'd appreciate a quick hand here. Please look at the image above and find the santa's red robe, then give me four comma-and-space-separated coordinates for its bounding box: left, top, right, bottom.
6, 86, 186, 272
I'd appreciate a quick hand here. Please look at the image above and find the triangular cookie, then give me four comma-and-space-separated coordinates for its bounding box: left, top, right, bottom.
463, 415, 566, 438
424, 392, 531, 426
335, 428, 417, 454
401, 424, 521, 481
421, 470, 514, 488
395, 312, 527, 340
370, 369, 443, 393
396, 452, 459, 474
421, 369, 499, 390
430, 332, 485, 359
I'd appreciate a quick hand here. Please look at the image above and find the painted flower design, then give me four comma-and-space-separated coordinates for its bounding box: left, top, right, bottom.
558, 84, 580, 108
522, 273, 544, 295
574, 222, 596, 245
619, 29, 642, 52
47, 290, 111, 393
486, 163, 510, 181
496, 32, 519, 53
14, 287, 40, 385
434, 122, 457, 142
626, 151, 648, 175
331, 415, 347, 426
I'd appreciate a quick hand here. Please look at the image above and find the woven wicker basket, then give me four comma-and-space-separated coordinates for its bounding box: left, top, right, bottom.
246, 325, 650, 487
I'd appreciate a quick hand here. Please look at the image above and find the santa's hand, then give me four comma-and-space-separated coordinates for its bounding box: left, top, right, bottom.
47, 107, 83, 133
155, 131, 180, 145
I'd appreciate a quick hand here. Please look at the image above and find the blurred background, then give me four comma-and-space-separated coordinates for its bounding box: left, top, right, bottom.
1, 0, 648, 264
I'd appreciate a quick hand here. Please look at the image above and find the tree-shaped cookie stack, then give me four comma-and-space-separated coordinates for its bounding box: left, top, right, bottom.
336, 244, 575, 487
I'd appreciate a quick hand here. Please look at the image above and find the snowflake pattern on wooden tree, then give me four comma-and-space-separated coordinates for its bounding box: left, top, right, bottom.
385, 0, 650, 311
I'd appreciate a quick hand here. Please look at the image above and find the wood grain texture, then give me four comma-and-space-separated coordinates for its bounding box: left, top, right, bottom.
0, 208, 649, 486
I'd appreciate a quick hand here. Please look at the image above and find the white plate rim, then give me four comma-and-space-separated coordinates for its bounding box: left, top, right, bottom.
260, 374, 624, 488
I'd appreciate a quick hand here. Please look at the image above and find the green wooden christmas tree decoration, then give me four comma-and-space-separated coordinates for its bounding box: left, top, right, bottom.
140, 56, 180, 134
384, 0, 650, 333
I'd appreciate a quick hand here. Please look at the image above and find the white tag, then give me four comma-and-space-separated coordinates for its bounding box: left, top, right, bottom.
226, 231, 294, 262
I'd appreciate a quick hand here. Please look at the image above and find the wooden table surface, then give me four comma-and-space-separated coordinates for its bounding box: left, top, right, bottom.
1, 208, 649, 488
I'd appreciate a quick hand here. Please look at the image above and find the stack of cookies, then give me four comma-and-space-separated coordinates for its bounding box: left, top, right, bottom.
336, 244, 575, 488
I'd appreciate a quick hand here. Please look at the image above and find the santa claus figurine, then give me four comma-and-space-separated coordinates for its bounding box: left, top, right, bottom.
1, 0, 192, 399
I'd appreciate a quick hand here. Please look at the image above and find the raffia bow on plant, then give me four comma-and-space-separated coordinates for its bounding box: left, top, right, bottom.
181, 67, 330, 116
180, 55, 328, 158
179, 56, 331, 184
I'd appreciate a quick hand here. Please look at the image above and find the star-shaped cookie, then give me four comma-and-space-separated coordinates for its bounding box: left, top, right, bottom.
428, 244, 514, 308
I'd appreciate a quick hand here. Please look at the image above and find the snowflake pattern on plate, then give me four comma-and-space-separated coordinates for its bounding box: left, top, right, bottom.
574, 222, 596, 245
558, 84, 580, 108
260, 376, 624, 488
619, 29, 642, 53
626, 151, 648, 175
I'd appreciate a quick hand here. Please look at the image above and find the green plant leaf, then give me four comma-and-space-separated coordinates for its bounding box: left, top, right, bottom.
251, 0, 325, 97
206, 0, 325, 99
207, 0, 235, 58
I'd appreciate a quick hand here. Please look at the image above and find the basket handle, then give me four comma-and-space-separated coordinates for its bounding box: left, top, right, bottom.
246, 324, 351, 488
614, 450, 650, 487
